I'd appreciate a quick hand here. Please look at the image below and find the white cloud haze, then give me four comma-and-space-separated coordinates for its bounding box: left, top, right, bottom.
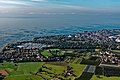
0, 0, 120, 14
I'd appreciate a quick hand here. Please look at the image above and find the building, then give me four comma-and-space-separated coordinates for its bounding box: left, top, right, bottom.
0, 70, 9, 76
116, 38, 120, 42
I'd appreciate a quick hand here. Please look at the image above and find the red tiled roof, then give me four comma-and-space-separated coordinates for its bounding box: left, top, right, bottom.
0, 70, 9, 76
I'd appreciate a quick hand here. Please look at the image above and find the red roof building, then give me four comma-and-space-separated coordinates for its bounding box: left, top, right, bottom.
0, 70, 9, 76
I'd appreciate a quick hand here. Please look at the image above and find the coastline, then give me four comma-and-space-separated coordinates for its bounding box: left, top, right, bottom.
1, 24, 120, 48
1, 29, 120, 49
0, 29, 120, 80
0, 29, 120, 62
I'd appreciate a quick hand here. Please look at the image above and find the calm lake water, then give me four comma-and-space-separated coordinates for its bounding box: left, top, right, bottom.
0, 14, 120, 47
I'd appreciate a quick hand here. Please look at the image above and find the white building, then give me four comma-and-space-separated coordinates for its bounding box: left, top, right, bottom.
116, 38, 120, 42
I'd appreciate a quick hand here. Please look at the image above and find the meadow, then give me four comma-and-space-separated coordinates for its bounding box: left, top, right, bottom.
0, 62, 44, 80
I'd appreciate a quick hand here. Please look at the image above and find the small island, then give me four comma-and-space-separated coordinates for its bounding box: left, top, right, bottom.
0, 29, 120, 80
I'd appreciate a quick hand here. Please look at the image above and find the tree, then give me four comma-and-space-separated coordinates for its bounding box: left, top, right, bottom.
0, 75, 4, 80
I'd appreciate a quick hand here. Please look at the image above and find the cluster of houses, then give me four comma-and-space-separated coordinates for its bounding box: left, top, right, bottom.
17, 43, 47, 50
0, 29, 120, 62
99, 52, 120, 64
64, 66, 73, 76
34, 29, 120, 50
109, 34, 120, 43
0, 42, 43, 62
0, 41, 65, 62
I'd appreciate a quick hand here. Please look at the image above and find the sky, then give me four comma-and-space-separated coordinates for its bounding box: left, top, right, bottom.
0, 0, 120, 14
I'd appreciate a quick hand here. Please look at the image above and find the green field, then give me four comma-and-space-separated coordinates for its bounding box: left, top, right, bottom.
40, 50, 52, 57
32, 61, 86, 80
2, 48, 118, 80
69, 63, 85, 77
37, 63, 68, 80
112, 50, 120, 54
17, 62, 44, 74
0, 62, 17, 71
44, 64, 66, 74
91, 75, 120, 80
0, 62, 44, 80
71, 58, 82, 64
4, 75, 44, 80
0, 61, 86, 80
95, 49, 101, 52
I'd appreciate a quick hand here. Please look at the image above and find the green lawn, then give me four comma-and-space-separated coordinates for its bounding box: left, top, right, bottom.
0, 62, 17, 71
40, 50, 64, 57
4, 75, 44, 80
95, 49, 101, 52
0, 62, 45, 80
41, 50, 52, 57
91, 75, 120, 80
49, 49, 60, 50
69, 63, 85, 77
56, 51, 64, 56
36, 63, 67, 79
72, 58, 82, 64
66, 50, 74, 53
17, 62, 44, 74
0, 60, 86, 80
38, 63, 85, 80
112, 50, 120, 53
44, 63, 66, 74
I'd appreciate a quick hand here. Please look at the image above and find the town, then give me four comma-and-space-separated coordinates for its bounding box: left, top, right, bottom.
0, 29, 120, 80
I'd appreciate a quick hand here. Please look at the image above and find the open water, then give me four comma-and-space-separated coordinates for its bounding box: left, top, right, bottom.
0, 14, 120, 47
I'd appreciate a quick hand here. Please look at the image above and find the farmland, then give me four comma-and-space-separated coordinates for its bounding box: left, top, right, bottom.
35, 60, 86, 80
91, 75, 120, 80
0, 62, 44, 80
111, 50, 120, 54
1, 29, 120, 80
1, 48, 120, 80
0, 52, 89, 80
0, 61, 86, 80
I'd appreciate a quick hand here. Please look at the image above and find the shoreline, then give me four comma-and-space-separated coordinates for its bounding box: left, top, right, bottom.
0, 24, 120, 48
0, 29, 120, 62
1, 28, 120, 50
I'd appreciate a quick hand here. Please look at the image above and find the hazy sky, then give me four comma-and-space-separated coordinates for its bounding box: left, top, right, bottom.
0, 0, 120, 14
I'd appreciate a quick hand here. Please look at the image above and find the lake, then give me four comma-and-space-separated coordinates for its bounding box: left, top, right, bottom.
0, 14, 120, 47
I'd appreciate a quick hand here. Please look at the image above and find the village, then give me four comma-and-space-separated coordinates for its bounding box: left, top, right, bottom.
0, 29, 120, 80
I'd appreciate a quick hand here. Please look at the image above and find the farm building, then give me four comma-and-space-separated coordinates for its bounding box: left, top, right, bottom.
0, 70, 9, 76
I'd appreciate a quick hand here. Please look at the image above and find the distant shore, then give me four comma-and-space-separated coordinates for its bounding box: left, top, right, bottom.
0, 29, 120, 62
0, 24, 120, 48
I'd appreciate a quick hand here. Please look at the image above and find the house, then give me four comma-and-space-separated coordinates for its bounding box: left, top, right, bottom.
0, 70, 9, 76
116, 38, 120, 42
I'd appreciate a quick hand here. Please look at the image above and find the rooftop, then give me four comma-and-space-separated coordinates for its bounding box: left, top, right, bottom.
0, 70, 9, 76
17, 43, 47, 49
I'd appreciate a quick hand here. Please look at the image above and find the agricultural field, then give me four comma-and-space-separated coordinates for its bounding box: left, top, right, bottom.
36, 61, 85, 80
1, 49, 119, 80
75, 72, 94, 80
40, 50, 52, 57
65, 49, 74, 53
40, 49, 64, 57
0, 62, 17, 71
95, 49, 101, 52
69, 63, 85, 77
4, 75, 44, 80
91, 75, 120, 80
111, 50, 120, 54
0, 60, 86, 80
0, 62, 44, 80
